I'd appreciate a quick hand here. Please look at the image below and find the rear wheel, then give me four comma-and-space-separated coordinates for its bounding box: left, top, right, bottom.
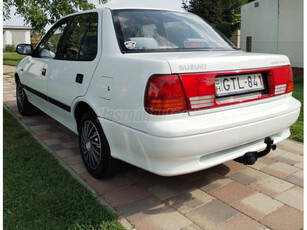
16, 80, 35, 116
78, 111, 116, 179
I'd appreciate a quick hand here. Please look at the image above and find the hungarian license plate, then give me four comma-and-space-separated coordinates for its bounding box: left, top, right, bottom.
215, 73, 265, 97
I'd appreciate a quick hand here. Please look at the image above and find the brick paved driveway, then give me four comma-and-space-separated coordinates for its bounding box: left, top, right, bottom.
3, 68, 304, 230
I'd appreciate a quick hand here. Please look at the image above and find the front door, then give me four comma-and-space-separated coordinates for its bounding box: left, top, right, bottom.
23, 19, 69, 112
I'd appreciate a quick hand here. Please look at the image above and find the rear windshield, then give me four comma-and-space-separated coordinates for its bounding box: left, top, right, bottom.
112, 9, 235, 53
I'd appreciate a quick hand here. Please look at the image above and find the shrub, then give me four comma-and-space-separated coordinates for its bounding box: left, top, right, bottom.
4, 44, 16, 52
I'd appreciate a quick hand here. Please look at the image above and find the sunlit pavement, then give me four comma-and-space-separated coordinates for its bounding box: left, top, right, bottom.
4, 66, 303, 230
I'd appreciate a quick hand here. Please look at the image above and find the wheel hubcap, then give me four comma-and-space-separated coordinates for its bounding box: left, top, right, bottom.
17, 84, 25, 105
80, 121, 102, 169
86, 142, 91, 151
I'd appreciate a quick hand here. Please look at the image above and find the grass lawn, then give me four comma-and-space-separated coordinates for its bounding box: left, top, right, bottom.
3, 52, 26, 66
290, 76, 303, 142
3, 109, 125, 230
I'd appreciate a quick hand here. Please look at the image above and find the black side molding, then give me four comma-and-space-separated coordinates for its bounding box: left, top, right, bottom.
22, 84, 71, 112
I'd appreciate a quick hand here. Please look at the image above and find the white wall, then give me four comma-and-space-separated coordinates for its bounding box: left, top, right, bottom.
25, 31, 31, 44
278, 0, 303, 67
3, 31, 13, 46
241, 0, 279, 53
240, 0, 303, 68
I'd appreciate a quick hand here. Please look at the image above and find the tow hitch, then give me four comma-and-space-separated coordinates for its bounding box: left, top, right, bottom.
235, 137, 277, 165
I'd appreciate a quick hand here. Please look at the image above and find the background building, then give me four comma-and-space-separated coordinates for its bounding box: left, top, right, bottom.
3, 25, 32, 47
240, 0, 303, 69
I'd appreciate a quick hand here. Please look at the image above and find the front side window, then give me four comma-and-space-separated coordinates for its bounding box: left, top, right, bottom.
56, 13, 98, 61
112, 9, 235, 53
37, 20, 68, 58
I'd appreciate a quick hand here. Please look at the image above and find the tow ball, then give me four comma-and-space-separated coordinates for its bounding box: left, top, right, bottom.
235, 137, 277, 165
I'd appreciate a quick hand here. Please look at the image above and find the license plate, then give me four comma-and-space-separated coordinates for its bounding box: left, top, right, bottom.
215, 73, 265, 97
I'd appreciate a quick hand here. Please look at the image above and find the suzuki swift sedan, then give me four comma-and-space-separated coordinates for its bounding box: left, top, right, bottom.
15, 8, 301, 178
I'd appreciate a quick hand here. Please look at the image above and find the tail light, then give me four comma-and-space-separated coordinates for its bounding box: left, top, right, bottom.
270, 65, 293, 95
144, 65, 293, 115
144, 75, 187, 115
286, 66, 294, 93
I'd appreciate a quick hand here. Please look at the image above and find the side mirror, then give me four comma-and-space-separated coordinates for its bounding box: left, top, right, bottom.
16, 44, 33, 55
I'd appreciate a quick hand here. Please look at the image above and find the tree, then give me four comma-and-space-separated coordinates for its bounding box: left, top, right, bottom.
184, 0, 247, 39
3, 0, 107, 33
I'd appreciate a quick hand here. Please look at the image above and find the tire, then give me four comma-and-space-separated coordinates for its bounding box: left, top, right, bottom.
78, 111, 116, 179
16, 80, 35, 116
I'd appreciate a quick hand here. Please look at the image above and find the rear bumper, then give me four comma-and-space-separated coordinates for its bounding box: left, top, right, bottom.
99, 95, 300, 176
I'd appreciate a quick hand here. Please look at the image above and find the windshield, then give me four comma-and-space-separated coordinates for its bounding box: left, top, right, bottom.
112, 9, 235, 53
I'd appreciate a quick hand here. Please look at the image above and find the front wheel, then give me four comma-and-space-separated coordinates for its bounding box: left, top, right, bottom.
78, 111, 116, 179
16, 80, 35, 116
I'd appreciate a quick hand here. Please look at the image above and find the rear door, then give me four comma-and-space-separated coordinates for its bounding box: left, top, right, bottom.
47, 12, 100, 111
46, 12, 100, 130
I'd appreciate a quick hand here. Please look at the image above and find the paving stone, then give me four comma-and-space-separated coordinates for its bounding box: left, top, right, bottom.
47, 127, 63, 133
294, 161, 303, 169
197, 171, 233, 192
79, 172, 101, 184
167, 189, 214, 214
19, 117, 38, 124
38, 133, 55, 140
148, 178, 193, 201
232, 193, 283, 220
70, 163, 86, 174
62, 155, 82, 166
249, 156, 276, 170
218, 214, 267, 230
55, 149, 77, 158
261, 162, 300, 178
133, 208, 192, 230
31, 128, 52, 135
209, 181, 254, 204
185, 200, 239, 229
275, 186, 303, 211
278, 140, 303, 155
61, 140, 79, 149
250, 176, 294, 197
104, 185, 151, 207
266, 148, 287, 159
29, 124, 52, 131
118, 196, 166, 223
128, 169, 168, 189
47, 144, 64, 151
211, 161, 246, 176
274, 151, 303, 166
178, 169, 211, 182
180, 224, 204, 230
90, 176, 135, 195
260, 205, 304, 230
229, 167, 269, 185
52, 131, 69, 138
284, 170, 303, 187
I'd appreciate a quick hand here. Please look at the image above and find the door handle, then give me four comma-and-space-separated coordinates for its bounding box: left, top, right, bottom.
75, 73, 84, 84
42, 68, 47, 76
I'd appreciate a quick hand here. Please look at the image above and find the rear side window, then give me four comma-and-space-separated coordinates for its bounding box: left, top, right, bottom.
112, 9, 235, 53
57, 13, 98, 61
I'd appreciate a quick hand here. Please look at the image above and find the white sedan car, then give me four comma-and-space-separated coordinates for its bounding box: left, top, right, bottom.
15, 8, 300, 178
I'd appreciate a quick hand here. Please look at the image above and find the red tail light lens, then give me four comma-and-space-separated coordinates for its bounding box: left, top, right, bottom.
269, 65, 293, 95
179, 73, 216, 110
286, 66, 294, 93
144, 75, 187, 115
